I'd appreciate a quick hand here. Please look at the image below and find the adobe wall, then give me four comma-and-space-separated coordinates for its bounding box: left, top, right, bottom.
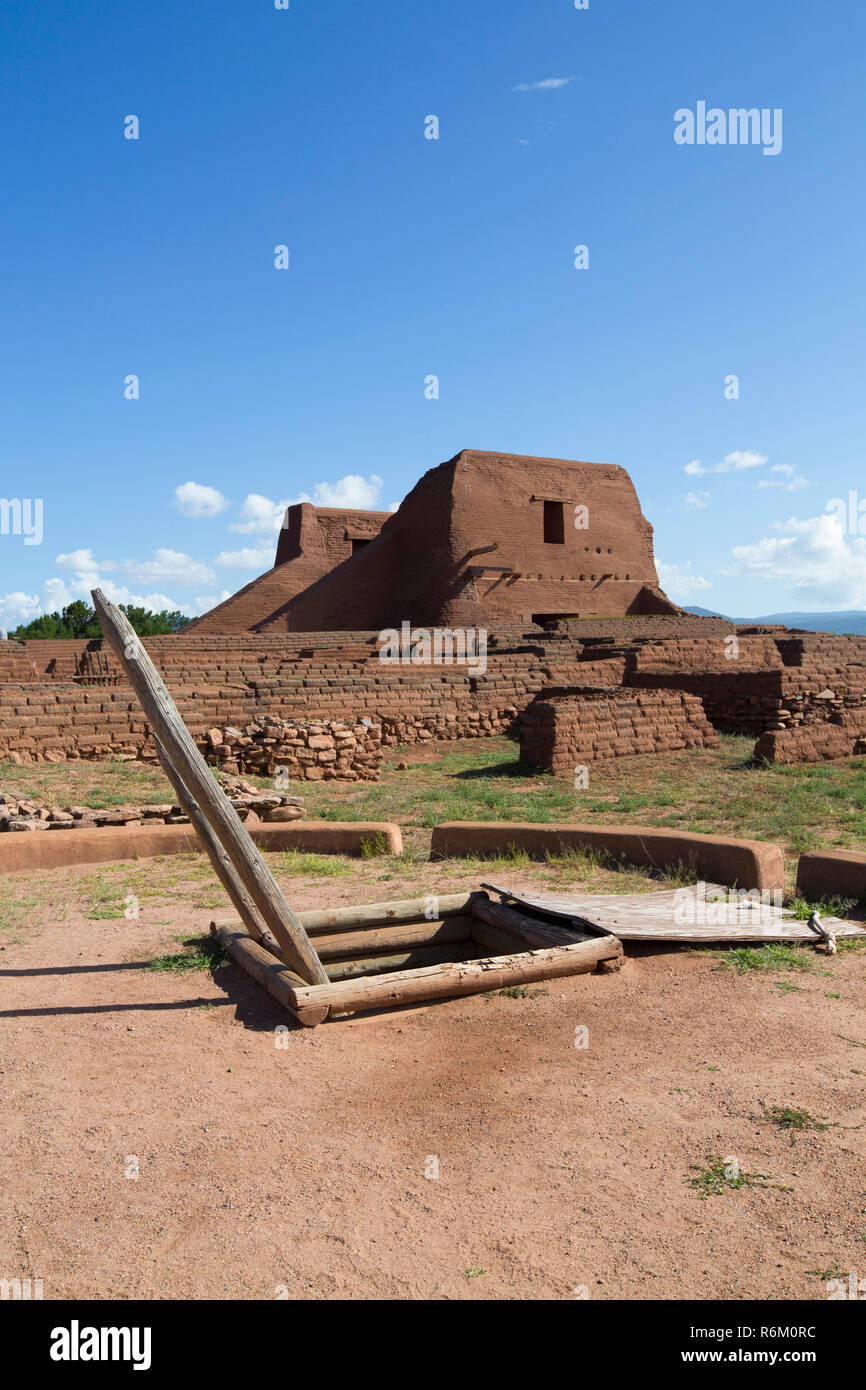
0, 637, 566, 764
625, 668, 786, 734
628, 636, 783, 671
430, 821, 784, 892
519, 688, 719, 775
255, 450, 680, 632
190, 504, 390, 633
5, 617, 866, 769
753, 723, 866, 765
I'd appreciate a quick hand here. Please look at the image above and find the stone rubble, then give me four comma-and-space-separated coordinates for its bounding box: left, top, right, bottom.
0, 778, 305, 832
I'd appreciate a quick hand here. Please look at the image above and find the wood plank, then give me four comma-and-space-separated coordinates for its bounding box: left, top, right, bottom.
211, 922, 328, 1027
288, 933, 622, 1018
470, 896, 597, 948
92, 588, 328, 985
294, 893, 482, 934
480, 881, 866, 943
154, 737, 285, 962
210, 914, 475, 962
470, 921, 526, 956
325, 943, 475, 981
311, 917, 474, 961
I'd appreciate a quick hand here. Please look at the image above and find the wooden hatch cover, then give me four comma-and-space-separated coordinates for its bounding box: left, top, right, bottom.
480, 882, 866, 945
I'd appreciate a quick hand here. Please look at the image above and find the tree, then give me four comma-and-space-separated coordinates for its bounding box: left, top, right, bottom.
10, 603, 190, 641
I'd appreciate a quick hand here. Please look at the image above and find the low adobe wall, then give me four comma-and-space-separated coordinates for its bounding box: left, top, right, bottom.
795, 849, 866, 901
520, 687, 718, 774
0, 820, 403, 873
626, 668, 786, 735
627, 636, 783, 671
754, 724, 866, 765
429, 821, 785, 892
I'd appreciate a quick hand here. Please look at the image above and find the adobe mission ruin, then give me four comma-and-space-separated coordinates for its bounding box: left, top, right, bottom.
2, 448, 865, 784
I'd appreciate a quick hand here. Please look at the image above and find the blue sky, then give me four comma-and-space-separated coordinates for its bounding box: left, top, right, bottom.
1, 0, 864, 630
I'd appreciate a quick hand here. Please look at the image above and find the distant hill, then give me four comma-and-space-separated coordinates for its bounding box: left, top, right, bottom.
684, 605, 734, 621
683, 606, 866, 635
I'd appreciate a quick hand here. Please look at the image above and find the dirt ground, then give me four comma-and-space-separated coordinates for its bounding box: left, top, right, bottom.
1, 853, 864, 1301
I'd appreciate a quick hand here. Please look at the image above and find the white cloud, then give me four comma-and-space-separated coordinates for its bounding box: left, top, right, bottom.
0, 575, 203, 630
657, 561, 712, 598
174, 481, 230, 518
685, 450, 768, 477
683, 490, 711, 510
57, 548, 215, 587
726, 512, 866, 607
55, 548, 113, 573
229, 474, 385, 538
723, 450, 768, 472
309, 473, 384, 509
756, 464, 810, 491
96, 581, 196, 613
0, 547, 221, 629
194, 590, 232, 609
213, 544, 276, 570
229, 493, 289, 537
514, 77, 575, 91
0, 590, 42, 629
122, 549, 216, 586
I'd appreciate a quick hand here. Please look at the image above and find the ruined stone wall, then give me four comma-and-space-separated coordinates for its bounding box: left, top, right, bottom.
625, 668, 785, 734
0, 640, 563, 764
628, 636, 783, 671
775, 634, 866, 667
6, 618, 865, 769
205, 717, 383, 782
520, 688, 719, 775
754, 721, 866, 765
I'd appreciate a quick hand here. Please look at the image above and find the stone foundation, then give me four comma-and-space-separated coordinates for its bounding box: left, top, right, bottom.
204, 716, 383, 782
0, 778, 304, 831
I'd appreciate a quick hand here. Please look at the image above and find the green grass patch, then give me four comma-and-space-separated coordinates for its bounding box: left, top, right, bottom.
758, 1101, 831, 1132
496, 984, 548, 1000
273, 850, 351, 878
147, 935, 227, 974
687, 1155, 784, 1199
0, 880, 43, 939
0, 757, 172, 809
786, 894, 859, 920
359, 832, 392, 858
712, 942, 817, 974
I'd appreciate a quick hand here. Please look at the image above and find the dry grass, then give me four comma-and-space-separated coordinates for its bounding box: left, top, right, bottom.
5, 734, 866, 885
0, 757, 172, 808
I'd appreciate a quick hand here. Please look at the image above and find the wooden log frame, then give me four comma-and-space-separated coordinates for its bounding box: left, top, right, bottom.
293, 893, 483, 934
287, 934, 621, 1022
211, 891, 623, 1026
211, 913, 476, 961
92, 588, 328, 986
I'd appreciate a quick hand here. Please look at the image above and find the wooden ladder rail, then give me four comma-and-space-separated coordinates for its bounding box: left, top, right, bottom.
91, 588, 328, 985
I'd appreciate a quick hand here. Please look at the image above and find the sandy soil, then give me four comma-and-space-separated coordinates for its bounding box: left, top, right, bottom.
1, 857, 864, 1301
